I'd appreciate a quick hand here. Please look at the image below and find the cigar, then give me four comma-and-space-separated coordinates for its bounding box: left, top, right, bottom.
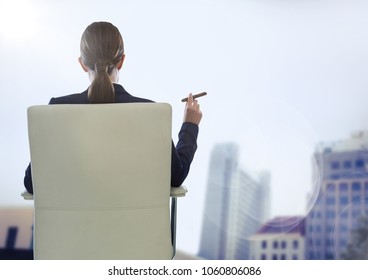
181, 92, 207, 102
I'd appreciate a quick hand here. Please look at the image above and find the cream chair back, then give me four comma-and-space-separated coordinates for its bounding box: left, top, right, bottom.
27, 103, 172, 259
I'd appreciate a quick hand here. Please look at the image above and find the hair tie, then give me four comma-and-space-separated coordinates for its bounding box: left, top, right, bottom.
95, 63, 108, 73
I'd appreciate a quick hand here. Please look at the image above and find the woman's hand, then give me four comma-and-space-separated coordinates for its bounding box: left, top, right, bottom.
183, 93, 203, 125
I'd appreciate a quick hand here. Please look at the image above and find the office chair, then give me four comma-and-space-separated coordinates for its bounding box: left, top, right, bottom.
22, 103, 187, 259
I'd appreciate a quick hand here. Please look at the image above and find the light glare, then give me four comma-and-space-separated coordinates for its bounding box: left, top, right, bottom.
0, 0, 38, 42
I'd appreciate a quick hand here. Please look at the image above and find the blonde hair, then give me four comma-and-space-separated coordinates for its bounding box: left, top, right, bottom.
80, 22, 124, 103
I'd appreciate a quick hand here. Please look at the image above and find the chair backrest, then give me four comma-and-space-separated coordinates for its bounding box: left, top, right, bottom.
27, 103, 173, 259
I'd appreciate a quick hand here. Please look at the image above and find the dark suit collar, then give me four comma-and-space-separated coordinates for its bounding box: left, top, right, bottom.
113, 83, 129, 95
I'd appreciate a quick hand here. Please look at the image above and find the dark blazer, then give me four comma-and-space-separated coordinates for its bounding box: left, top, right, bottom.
24, 84, 199, 194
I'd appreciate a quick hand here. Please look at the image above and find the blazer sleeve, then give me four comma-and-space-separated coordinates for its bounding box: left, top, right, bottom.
170, 122, 199, 187
24, 163, 33, 194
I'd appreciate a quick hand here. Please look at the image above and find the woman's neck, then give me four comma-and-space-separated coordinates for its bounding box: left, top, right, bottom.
88, 67, 119, 83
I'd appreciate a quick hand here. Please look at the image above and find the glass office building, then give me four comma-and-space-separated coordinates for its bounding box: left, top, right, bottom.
198, 143, 270, 259
306, 131, 368, 259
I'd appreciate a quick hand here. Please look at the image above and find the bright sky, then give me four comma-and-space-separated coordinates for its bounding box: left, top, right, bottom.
1, 0, 368, 255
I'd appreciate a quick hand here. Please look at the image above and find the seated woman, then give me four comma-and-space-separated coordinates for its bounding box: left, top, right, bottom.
24, 21, 203, 194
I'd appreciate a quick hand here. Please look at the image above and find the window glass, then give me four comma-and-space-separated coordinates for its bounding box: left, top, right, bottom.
326, 197, 335, 205
356, 159, 365, 168
339, 183, 348, 192
340, 211, 348, 218
315, 239, 321, 246
327, 211, 335, 219
343, 161, 352, 169
331, 161, 340, 169
327, 183, 335, 191
352, 182, 361, 191
340, 196, 349, 205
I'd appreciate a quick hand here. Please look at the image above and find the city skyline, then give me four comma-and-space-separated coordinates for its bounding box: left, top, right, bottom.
2, 131, 368, 260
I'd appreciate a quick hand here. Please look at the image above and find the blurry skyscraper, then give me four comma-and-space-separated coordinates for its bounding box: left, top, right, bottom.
198, 143, 270, 259
306, 131, 368, 259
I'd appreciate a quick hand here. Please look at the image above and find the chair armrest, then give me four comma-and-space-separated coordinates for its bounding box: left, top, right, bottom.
170, 186, 188, 198
22, 187, 188, 200
21, 191, 34, 200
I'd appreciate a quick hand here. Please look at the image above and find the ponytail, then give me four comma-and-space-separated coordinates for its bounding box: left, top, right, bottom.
80, 22, 125, 104
88, 63, 115, 103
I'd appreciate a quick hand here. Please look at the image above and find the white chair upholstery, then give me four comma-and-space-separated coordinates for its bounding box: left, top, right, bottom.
25, 103, 186, 260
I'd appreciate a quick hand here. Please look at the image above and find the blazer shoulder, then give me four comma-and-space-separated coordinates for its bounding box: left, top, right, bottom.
115, 91, 154, 104
49, 92, 88, 104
